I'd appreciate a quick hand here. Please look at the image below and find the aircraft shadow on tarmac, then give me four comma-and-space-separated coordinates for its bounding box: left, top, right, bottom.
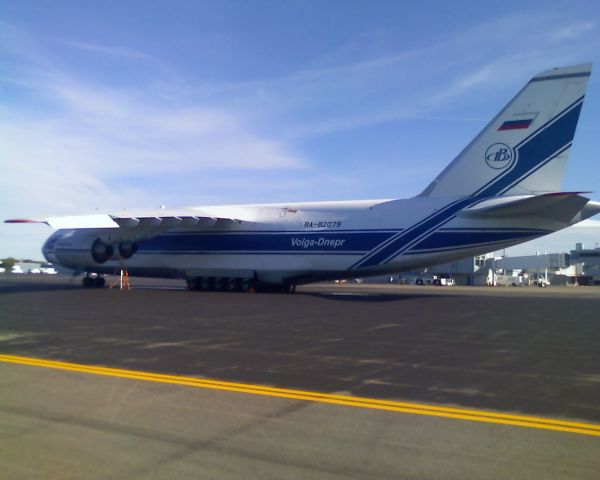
0, 279, 446, 301
304, 292, 448, 302
0, 280, 82, 294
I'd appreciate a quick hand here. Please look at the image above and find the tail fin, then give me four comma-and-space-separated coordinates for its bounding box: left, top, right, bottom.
420, 63, 592, 198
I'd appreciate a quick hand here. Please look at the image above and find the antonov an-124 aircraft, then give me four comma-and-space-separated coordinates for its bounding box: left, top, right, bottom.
7, 64, 600, 292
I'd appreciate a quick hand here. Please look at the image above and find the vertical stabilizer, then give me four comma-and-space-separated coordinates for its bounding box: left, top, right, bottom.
420, 64, 592, 198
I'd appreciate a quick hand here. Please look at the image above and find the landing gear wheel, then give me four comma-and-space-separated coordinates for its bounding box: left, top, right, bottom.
218, 278, 230, 291
247, 279, 259, 293
233, 278, 245, 292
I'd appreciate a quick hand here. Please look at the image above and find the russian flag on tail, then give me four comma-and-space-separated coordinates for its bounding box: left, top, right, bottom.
498, 118, 534, 131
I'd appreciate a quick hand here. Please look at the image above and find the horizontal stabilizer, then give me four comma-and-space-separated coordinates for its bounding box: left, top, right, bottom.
460, 192, 590, 223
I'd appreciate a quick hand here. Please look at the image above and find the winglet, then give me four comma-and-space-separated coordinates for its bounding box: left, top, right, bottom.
4, 218, 48, 225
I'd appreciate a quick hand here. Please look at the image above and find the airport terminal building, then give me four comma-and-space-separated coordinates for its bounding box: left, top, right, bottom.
427, 243, 600, 286
398, 243, 600, 286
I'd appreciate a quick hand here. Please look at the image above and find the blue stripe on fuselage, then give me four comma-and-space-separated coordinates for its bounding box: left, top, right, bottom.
138, 230, 397, 254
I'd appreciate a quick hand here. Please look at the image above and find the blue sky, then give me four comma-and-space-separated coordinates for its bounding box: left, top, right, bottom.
1, 0, 600, 259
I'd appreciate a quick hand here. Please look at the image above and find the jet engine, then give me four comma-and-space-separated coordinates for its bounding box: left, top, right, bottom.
118, 241, 138, 259
49, 232, 117, 269
91, 239, 114, 264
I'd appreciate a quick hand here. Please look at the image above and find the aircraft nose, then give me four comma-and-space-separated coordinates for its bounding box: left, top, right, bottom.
42, 234, 59, 264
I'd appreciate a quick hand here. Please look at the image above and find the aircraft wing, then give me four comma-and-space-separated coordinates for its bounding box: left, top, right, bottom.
5, 206, 257, 242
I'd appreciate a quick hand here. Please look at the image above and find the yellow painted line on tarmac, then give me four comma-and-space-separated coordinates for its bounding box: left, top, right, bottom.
2, 353, 600, 437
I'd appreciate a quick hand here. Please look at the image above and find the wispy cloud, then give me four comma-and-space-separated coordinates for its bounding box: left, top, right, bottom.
216, 12, 600, 138
552, 21, 596, 40
62, 40, 185, 84
64, 41, 161, 62
0, 84, 308, 228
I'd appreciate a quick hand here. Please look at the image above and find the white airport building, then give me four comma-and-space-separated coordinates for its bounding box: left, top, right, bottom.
417, 243, 600, 286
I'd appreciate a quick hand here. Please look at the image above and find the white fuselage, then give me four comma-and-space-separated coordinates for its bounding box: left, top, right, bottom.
42, 196, 573, 285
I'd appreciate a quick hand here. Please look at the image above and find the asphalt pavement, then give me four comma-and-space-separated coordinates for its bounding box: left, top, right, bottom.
1, 275, 599, 479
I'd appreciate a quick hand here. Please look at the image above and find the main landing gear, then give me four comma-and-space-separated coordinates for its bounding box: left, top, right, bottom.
186, 277, 245, 292
185, 277, 296, 293
82, 274, 105, 288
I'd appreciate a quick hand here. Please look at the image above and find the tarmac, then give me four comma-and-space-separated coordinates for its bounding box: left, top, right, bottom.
1, 274, 599, 479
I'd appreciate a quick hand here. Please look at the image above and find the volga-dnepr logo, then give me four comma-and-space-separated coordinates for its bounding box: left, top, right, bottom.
485, 143, 513, 169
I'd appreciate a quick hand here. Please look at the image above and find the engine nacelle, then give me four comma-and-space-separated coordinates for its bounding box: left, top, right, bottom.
91, 239, 114, 264
49, 232, 116, 269
118, 241, 138, 259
